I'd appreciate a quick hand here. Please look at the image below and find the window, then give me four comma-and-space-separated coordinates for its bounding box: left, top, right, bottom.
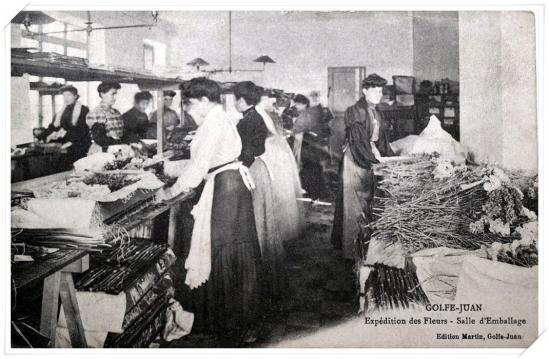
20, 21, 89, 127
143, 43, 155, 71
143, 39, 167, 71
20, 21, 88, 58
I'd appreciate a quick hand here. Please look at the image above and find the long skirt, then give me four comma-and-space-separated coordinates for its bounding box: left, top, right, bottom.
172, 169, 262, 339
263, 135, 304, 241
331, 150, 376, 260
292, 132, 304, 170
250, 158, 288, 301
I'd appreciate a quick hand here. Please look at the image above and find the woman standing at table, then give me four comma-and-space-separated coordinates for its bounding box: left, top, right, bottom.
331, 74, 395, 260
234, 81, 289, 302
157, 77, 261, 342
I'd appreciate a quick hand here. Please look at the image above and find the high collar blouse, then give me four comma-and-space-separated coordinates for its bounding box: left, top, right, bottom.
171, 104, 242, 192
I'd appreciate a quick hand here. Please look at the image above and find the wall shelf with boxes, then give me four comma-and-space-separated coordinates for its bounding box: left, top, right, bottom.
378, 77, 460, 141
415, 92, 459, 140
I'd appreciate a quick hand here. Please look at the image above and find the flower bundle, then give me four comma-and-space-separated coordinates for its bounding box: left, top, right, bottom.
369, 157, 537, 260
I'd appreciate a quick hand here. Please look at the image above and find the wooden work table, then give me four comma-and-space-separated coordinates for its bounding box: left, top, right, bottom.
11, 174, 195, 348
12, 249, 90, 347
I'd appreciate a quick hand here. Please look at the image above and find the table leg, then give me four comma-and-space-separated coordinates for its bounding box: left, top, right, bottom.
59, 272, 88, 348
40, 271, 61, 345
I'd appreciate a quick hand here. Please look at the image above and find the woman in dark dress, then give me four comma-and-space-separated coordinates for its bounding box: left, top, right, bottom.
234, 81, 289, 303
331, 74, 395, 260
121, 91, 152, 144
37, 85, 91, 163
157, 78, 261, 343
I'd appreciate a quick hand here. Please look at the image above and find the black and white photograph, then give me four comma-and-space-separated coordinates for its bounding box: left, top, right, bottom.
3, 2, 545, 354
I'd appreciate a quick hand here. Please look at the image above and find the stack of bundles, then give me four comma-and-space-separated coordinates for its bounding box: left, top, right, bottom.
75, 241, 171, 294
26, 51, 89, 67
106, 295, 169, 348
363, 262, 430, 313
73, 239, 177, 348
368, 156, 538, 266
104, 274, 173, 348
11, 198, 125, 253
12, 228, 106, 251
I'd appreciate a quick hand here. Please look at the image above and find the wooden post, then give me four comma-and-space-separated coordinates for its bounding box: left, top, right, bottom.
156, 91, 164, 155
180, 94, 184, 129
40, 271, 61, 341
59, 272, 88, 348
51, 95, 56, 117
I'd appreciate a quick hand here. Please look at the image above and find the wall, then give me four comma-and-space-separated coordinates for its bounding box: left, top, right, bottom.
167, 11, 415, 101
459, 11, 537, 171
413, 12, 459, 82
11, 10, 456, 134
42, 11, 178, 113
500, 12, 537, 171
11, 74, 34, 146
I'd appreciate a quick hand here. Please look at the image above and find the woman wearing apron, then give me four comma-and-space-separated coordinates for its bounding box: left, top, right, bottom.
331, 74, 395, 260
157, 77, 261, 342
234, 81, 290, 303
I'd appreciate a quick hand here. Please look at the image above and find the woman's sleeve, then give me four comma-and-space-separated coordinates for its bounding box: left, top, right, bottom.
170, 121, 220, 193
90, 123, 119, 149
239, 117, 268, 166
346, 111, 379, 169
37, 121, 57, 141
75, 108, 92, 144
293, 112, 311, 133
376, 114, 395, 157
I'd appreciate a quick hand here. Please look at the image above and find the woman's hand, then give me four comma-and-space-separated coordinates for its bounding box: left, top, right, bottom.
371, 142, 382, 162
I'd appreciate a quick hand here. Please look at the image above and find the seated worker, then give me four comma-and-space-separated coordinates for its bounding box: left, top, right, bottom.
122, 91, 153, 144
86, 81, 123, 153
36, 85, 91, 163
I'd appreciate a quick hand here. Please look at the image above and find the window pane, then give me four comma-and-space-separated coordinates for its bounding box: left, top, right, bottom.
54, 94, 64, 113
42, 21, 65, 39
41, 42, 64, 54
143, 44, 154, 70
41, 96, 54, 125
66, 24, 87, 43
21, 23, 40, 33
29, 92, 40, 128
67, 47, 87, 58
20, 37, 39, 49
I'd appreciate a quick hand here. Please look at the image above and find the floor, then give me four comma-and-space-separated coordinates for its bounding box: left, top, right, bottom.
165, 191, 359, 348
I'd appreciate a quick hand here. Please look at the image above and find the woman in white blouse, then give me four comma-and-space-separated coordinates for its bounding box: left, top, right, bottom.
157, 78, 261, 342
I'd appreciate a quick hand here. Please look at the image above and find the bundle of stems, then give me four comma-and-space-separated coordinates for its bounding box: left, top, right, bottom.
369, 158, 513, 254
75, 242, 168, 294
12, 228, 107, 251
364, 263, 430, 312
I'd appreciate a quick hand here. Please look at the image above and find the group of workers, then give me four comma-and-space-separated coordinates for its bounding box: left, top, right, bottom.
33, 73, 394, 344
35, 81, 197, 162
